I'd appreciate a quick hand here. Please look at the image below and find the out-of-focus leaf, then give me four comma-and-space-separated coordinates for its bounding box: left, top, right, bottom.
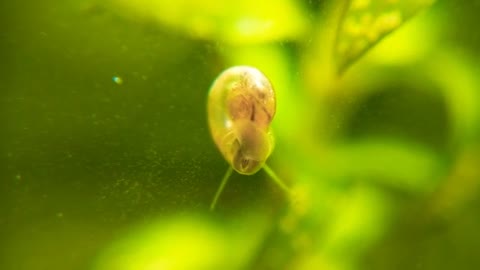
295, 185, 393, 270
431, 147, 480, 218
326, 139, 444, 193
322, 185, 392, 269
111, 0, 308, 44
335, 0, 436, 74
428, 51, 480, 147
94, 213, 270, 270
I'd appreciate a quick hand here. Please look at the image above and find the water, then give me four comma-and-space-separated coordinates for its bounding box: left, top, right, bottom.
2, 0, 479, 269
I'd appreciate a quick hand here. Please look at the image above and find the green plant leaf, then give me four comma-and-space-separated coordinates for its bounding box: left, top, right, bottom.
326, 139, 444, 193
94, 213, 271, 270
335, 0, 436, 74
112, 0, 308, 44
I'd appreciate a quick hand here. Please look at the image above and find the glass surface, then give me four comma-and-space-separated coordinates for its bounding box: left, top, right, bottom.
2, 0, 479, 269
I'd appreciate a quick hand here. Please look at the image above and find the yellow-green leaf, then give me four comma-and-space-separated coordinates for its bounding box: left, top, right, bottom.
112, 0, 308, 44
335, 0, 436, 74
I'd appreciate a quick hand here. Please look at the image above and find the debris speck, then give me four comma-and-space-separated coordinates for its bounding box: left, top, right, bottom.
112, 76, 123, 85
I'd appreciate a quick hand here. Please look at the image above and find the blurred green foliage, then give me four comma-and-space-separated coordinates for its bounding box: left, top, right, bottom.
1, 0, 480, 270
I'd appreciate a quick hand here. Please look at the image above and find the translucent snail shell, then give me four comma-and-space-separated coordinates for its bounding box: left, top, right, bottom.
207, 66, 276, 175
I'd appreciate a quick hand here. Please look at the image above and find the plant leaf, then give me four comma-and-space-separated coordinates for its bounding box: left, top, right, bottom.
112, 0, 308, 44
335, 0, 436, 74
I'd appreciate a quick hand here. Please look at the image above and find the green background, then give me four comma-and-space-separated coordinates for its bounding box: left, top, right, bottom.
2, 0, 479, 269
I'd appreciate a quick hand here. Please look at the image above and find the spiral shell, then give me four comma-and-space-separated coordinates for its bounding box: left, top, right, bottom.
208, 66, 276, 175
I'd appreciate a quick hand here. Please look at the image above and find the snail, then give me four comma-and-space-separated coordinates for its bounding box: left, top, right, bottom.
207, 66, 290, 210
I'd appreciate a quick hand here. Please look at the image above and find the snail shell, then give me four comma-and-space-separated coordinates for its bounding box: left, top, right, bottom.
208, 66, 276, 175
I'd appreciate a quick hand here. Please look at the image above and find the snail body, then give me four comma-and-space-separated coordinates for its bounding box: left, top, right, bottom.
207, 66, 289, 210
208, 66, 276, 175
